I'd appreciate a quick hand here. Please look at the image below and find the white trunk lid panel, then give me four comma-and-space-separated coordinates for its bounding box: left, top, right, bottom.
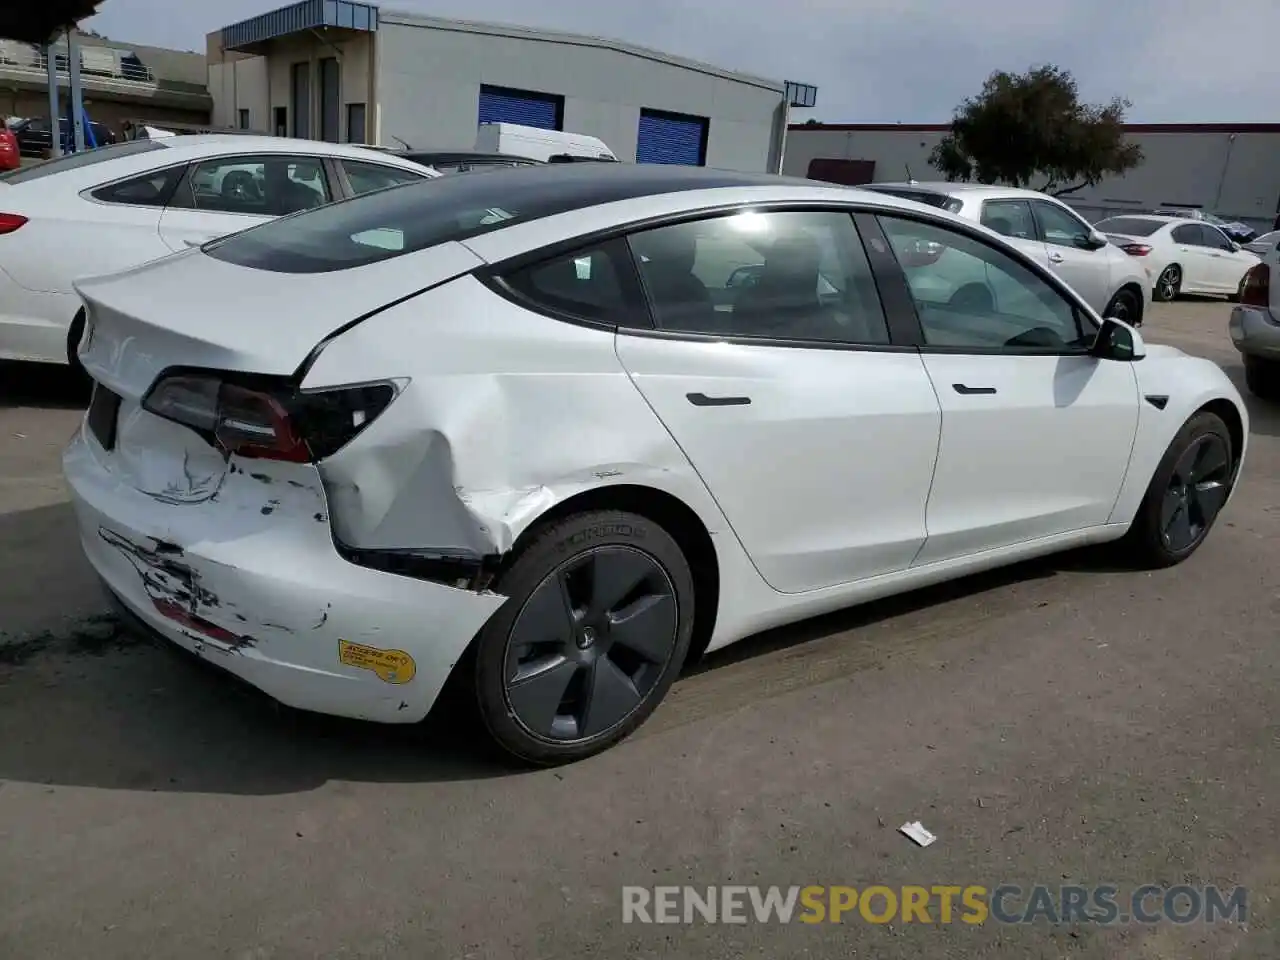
75, 241, 484, 400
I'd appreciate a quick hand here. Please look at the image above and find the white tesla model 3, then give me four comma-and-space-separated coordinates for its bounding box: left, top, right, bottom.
63, 165, 1248, 765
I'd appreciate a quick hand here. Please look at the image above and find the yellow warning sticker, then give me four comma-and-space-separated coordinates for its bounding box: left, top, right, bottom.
338, 640, 417, 684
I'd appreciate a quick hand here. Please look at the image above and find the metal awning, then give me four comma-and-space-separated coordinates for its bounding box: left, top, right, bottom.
222, 0, 378, 54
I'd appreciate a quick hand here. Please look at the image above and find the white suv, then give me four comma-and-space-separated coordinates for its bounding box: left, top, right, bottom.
864, 182, 1153, 325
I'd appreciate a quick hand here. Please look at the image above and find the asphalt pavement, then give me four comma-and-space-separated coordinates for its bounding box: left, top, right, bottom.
1, 299, 1277, 959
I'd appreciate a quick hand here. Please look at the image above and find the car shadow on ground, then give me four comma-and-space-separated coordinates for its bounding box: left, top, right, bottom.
0, 361, 89, 410
0, 497, 1143, 796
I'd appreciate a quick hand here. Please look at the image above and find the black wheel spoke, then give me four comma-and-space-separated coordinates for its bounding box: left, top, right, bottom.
579, 657, 642, 738
507, 659, 580, 737
509, 574, 577, 652
1191, 480, 1229, 525
608, 593, 677, 663
587, 548, 654, 615
1190, 439, 1229, 484
1163, 501, 1193, 550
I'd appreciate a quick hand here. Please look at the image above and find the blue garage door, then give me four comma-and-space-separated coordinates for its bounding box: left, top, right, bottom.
478, 85, 562, 130
636, 109, 708, 165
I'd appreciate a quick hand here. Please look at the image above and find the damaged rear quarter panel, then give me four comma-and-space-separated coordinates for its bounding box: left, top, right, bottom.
299, 274, 730, 556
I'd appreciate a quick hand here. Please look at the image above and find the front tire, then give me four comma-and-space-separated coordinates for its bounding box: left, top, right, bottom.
1153, 265, 1181, 302
1244, 354, 1280, 400
1122, 411, 1234, 568
65, 309, 89, 385
473, 510, 695, 766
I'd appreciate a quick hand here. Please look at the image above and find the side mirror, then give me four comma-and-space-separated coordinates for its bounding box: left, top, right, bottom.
1091, 316, 1146, 362
1232, 241, 1242, 252
1076, 230, 1109, 251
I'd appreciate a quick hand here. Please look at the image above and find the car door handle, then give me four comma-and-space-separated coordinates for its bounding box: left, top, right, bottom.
952, 383, 997, 395
686, 392, 751, 407
1047, 252, 1065, 264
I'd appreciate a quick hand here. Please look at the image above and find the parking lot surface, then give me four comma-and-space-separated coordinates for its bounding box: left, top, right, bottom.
1, 299, 1278, 959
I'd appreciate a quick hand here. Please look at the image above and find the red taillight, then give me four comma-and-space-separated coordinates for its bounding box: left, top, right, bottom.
1239, 262, 1270, 307
216, 383, 311, 462
1120, 243, 1152, 257
142, 372, 397, 463
0, 213, 28, 235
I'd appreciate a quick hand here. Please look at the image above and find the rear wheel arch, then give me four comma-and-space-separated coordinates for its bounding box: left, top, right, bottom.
501, 483, 721, 665
1196, 397, 1245, 475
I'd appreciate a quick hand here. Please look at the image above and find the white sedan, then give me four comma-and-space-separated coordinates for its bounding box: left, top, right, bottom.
863, 182, 1152, 325
0, 135, 438, 368
64, 166, 1247, 765
1093, 214, 1261, 303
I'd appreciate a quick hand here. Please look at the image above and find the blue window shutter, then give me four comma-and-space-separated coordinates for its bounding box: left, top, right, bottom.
636, 110, 707, 165
478, 86, 561, 130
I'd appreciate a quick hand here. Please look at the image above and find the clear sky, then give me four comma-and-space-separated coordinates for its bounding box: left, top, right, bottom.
84, 0, 1279, 124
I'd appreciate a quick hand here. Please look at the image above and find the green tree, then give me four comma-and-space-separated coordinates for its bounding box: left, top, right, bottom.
929, 64, 1143, 197
1, 1, 103, 44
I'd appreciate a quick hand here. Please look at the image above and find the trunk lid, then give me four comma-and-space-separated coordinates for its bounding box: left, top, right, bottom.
74, 240, 482, 504
77, 240, 484, 401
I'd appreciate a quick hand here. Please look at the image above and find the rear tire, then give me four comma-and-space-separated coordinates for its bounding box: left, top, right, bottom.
1244, 354, 1280, 400
1103, 287, 1142, 327
1121, 411, 1234, 569
473, 509, 695, 766
1153, 265, 1181, 302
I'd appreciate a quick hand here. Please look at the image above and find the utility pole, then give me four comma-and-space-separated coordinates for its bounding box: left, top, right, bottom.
44, 41, 60, 157
67, 28, 86, 152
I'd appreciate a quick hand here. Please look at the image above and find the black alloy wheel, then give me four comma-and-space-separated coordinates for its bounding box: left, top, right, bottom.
473, 510, 695, 765
1124, 411, 1234, 567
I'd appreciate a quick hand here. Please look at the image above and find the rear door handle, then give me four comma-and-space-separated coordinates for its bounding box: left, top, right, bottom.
687, 392, 751, 407
952, 383, 997, 395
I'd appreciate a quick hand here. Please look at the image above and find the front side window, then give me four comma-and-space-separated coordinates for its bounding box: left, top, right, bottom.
179, 155, 331, 216
341, 159, 429, 197
1198, 224, 1234, 251
980, 200, 1036, 240
879, 215, 1091, 352
1030, 199, 1092, 248
627, 210, 890, 345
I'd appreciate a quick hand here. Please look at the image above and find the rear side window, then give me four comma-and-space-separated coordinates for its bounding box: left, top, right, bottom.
0, 139, 165, 183
501, 238, 643, 325
1093, 217, 1163, 237
340, 159, 429, 196
1171, 224, 1200, 244
91, 166, 185, 207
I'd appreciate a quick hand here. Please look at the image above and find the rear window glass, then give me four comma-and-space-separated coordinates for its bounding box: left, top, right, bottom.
1094, 217, 1163, 237
864, 186, 963, 213
0, 139, 165, 184
204, 164, 773, 274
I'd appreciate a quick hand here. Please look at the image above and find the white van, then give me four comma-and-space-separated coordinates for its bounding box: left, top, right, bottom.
474, 122, 618, 162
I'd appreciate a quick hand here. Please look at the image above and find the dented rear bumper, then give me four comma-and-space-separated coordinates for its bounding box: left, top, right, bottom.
63, 431, 506, 724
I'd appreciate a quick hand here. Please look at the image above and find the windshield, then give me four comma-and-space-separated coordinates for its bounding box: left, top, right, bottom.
1094, 217, 1164, 237
0, 139, 165, 184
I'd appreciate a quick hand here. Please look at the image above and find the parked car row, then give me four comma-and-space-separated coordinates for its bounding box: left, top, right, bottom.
0, 136, 439, 368
15, 158, 1244, 765
864, 182, 1152, 324
1092, 214, 1261, 303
